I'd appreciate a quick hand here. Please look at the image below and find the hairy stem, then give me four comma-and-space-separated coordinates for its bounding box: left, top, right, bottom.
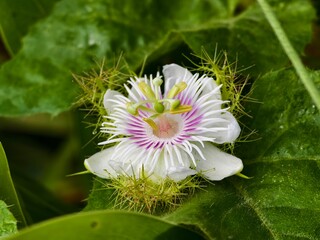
257, 0, 320, 110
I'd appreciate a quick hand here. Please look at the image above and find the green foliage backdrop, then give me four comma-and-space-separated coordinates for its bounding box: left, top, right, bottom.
0, 0, 319, 239
0, 0, 314, 116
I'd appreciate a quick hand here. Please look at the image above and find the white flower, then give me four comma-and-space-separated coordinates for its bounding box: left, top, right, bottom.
85, 64, 243, 182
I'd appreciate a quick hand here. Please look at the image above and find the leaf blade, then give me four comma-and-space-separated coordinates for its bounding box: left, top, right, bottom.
0, 200, 18, 238
182, 0, 315, 76
0, 143, 27, 228
7, 210, 204, 240
0, 0, 60, 55
0, 0, 313, 117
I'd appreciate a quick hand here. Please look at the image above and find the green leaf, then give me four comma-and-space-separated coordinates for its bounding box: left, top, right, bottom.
0, 0, 313, 117
83, 178, 114, 212
164, 69, 320, 239
6, 210, 204, 240
0, 143, 27, 228
12, 174, 77, 224
0, 0, 229, 117
0, 0, 60, 56
0, 200, 17, 238
182, 0, 314, 76
257, 0, 320, 110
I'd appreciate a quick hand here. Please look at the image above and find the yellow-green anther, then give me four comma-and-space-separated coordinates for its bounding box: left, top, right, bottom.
170, 99, 180, 110
167, 82, 187, 99
143, 118, 158, 131
126, 102, 138, 115
153, 78, 163, 87
170, 105, 192, 114
154, 102, 165, 113
138, 82, 156, 100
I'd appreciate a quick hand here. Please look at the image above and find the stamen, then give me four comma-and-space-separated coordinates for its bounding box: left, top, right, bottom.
127, 80, 191, 117
170, 105, 192, 114
167, 82, 187, 98
126, 100, 158, 115
138, 82, 156, 100
170, 99, 180, 110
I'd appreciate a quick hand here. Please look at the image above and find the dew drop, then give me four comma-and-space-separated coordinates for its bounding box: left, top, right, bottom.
85, 6, 93, 13
88, 36, 96, 46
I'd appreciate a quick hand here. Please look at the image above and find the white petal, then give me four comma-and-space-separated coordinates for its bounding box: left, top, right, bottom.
109, 160, 137, 177
110, 141, 145, 177
198, 111, 241, 144
84, 147, 118, 178
167, 166, 197, 182
103, 89, 123, 114
215, 112, 241, 143
223, 112, 241, 142
195, 143, 243, 180
199, 77, 221, 101
163, 64, 193, 94
127, 78, 145, 102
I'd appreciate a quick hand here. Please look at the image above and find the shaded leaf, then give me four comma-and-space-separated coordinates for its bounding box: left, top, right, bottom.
7, 210, 204, 240
0, 0, 60, 55
0, 200, 17, 238
12, 174, 77, 224
183, 0, 314, 76
83, 178, 114, 212
0, 0, 229, 117
164, 69, 320, 239
0, 143, 27, 228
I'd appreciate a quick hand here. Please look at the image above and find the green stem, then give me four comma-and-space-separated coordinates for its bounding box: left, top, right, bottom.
257, 0, 320, 110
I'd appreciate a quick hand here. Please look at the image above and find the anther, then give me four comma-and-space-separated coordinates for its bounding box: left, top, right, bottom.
170, 99, 180, 110
167, 82, 187, 99
170, 105, 192, 114
138, 82, 156, 100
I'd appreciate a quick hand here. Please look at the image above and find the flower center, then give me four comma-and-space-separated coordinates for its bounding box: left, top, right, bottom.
126, 78, 192, 133
153, 115, 179, 138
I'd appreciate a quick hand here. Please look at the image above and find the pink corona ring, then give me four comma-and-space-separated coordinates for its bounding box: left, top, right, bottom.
85, 64, 243, 182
